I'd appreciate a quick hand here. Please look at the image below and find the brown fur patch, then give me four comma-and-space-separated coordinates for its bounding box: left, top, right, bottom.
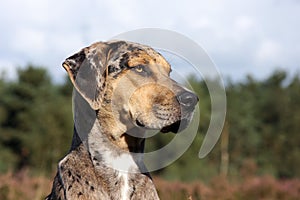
128, 51, 171, 72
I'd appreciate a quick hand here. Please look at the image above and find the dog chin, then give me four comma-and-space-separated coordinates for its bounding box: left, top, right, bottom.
160, 118, 190, 134
134, 116, 192, 133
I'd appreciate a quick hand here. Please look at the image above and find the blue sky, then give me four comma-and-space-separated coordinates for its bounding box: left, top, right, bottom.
0, 0, 299, 82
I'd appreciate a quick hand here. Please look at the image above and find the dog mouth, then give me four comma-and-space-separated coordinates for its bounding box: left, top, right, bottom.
132, 102, 195, 133
160, 118, 190, 133
135, 119, 146, 128
135, 117, 191, 134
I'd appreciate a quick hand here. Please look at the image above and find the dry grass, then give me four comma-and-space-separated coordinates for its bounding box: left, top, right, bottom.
154, 176, 300, 200
0, 171, 300, 200
0, 170, 52, 200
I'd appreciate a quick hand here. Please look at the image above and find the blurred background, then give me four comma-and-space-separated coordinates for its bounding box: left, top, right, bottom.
0, 0, 300, 199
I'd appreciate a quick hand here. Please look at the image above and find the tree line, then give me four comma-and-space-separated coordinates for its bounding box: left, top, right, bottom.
0, 65, 299, 181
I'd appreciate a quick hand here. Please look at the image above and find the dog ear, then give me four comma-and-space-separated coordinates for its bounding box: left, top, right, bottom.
62, 42, 109, 110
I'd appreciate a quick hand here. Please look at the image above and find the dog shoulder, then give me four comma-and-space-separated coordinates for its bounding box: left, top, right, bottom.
47, 145, 109, 200
131, 175, 160, 200
45, 172, 65, 200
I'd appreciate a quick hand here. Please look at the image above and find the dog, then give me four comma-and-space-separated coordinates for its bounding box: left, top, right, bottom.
46, 40, 198, 200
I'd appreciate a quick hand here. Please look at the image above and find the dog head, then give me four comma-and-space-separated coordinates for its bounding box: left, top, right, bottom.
63, 40, 198, 135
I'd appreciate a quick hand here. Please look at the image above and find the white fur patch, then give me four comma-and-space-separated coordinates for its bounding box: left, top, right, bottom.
118, 172, 129, 200
109, 153, 138, 172
103, 152, 138, 200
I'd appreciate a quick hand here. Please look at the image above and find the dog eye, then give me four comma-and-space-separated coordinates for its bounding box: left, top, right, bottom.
135, 65, 144, 73
132, 65, 152, 76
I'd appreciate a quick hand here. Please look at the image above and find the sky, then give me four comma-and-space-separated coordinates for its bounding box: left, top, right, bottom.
0, 0, 299, 83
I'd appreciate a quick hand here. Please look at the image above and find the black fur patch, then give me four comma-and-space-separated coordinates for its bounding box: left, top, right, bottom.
64, 50, 86, 79
119, 53, 130, 69
109, 41, 127, 53
107, 65, 119, 74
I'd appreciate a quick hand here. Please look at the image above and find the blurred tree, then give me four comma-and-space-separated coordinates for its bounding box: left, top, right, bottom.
0, 65, 300, 182
146, 76, 217, 182
0, 66, 72, 174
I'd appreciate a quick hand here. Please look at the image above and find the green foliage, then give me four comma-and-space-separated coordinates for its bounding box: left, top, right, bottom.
0, 66, 72, 174
147, 70, 300, 181
226, 70, 300, 178
0, 65, 300, 182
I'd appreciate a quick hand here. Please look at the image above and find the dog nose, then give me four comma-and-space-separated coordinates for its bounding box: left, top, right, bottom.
177, 91, 199, 110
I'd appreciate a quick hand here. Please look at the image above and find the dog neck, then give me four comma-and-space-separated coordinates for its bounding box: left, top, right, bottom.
64, 122, 154, 200
71, 116, 148, 173
71, 93, 149, 174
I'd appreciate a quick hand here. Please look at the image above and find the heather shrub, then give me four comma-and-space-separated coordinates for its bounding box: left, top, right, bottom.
0, 172, 300, 200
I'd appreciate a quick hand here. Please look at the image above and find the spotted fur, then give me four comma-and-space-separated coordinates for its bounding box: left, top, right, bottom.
46, 40, 198, 200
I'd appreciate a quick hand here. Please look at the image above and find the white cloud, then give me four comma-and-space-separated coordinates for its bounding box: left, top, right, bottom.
234, 16, 256, 36
12, 27, 47, 55
0, 0, 299, 82
0, 60, 17, 80
256, 40, 282, 64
